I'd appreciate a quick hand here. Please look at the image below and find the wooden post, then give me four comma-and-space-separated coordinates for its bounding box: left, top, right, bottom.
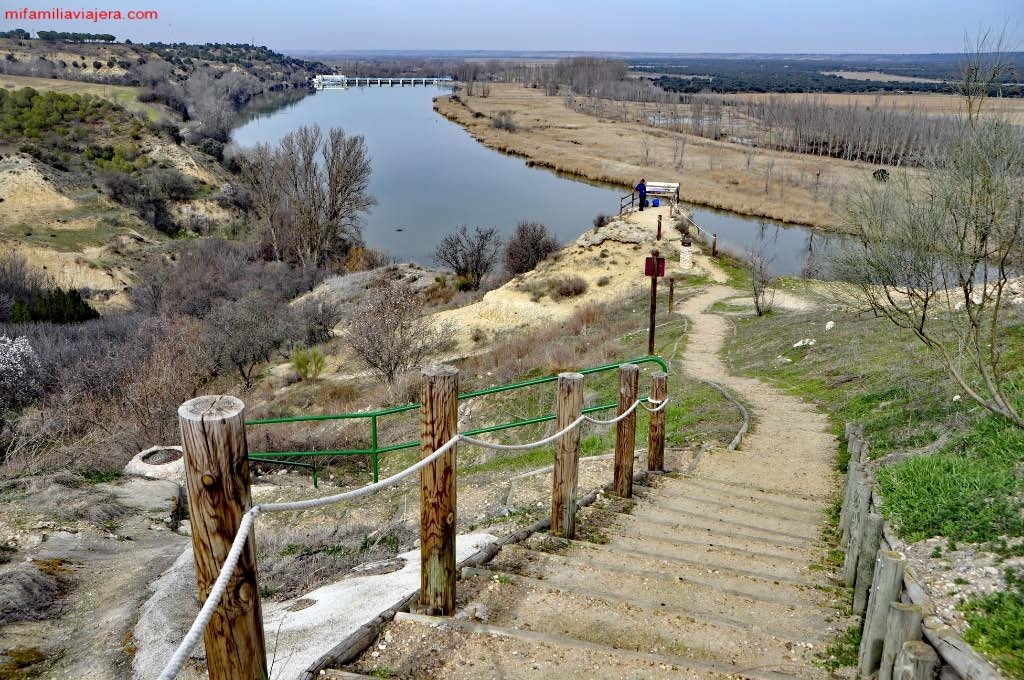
657, 214, 662, 240
613, 364, 640, 498
711, 233, 718, 257
859, 550, 907, 677
647, 372, 668, 472
853, 512, 885, 614
892, 641, 938, 680
551, 372, 583, 538
668, 277, 675, 310
879, 603, 924, 680
839, 462, 863, 547
842, 480, 871, 585
419, 364, 458, 616
178, 396, 268, 680
648, 249, 659, 355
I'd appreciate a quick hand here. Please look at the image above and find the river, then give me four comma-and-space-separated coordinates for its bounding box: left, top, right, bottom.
232, 86, 837, 276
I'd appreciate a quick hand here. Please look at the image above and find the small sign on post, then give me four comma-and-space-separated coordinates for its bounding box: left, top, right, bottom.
645, 250, 665, 354
644, 255, 666, 277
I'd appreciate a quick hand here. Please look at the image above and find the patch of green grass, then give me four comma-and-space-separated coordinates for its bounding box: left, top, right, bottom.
817, 623, 861, 672
877, 412, 1024, 545
726, 309, 966, 464
369, 668, 393, 679
82, 470, 122, 484
960, 568, 1024, 679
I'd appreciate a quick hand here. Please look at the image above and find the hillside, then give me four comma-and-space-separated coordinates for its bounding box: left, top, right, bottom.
0, 38, 327, 309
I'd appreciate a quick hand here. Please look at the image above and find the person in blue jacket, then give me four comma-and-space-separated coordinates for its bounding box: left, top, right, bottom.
635, 178, 647, 211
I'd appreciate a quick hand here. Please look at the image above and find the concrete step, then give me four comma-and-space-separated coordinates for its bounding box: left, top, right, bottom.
678, 473, 831, 505
454, 571, 823, 673
371, 612, 807, 680
525, 534, 823, 602
627, 497, 821, 542
660, 475, 827, 515
639, 481, 826, 526
606, 504, 816, 549
599, 518, 819, 581
484, 546, 832, 639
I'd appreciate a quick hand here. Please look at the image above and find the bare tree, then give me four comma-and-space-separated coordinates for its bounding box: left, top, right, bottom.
434, 226, 503, 290
346, 280, 454, 386
748, 248, 777, 317
237, 124, 376, 270
831, 44, 1024, 427
233, 143, 287, 261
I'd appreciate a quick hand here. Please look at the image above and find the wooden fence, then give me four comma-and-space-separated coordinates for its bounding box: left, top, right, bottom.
175, 363, 667, 680
839, 424, 1002, 680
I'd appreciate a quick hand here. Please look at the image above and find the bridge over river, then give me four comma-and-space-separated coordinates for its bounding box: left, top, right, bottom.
312, 74, 453, 89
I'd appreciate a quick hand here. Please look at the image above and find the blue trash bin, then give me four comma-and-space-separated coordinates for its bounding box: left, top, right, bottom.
652, 198, 660, 207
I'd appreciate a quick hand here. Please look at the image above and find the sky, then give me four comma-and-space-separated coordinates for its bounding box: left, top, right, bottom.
3, 0, 1021, 54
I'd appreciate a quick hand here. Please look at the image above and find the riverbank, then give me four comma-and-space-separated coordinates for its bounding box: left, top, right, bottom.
434, 84, 883, 231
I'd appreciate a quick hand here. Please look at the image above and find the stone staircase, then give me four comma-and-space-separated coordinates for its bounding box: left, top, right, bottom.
330, 470, 840, 680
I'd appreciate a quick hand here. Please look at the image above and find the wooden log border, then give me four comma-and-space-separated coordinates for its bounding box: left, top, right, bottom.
839, 424, 1001, 680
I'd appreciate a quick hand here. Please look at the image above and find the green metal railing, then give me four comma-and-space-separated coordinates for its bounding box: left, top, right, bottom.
245, 356, 668, 487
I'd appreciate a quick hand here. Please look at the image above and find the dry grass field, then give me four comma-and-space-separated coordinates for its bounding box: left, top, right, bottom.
436, 84, 874, 229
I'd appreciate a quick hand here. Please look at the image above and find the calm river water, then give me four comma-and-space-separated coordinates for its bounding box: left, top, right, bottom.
233, 86, 835, 276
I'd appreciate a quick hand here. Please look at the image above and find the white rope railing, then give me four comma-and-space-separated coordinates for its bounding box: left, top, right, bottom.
158, 396, 668, 680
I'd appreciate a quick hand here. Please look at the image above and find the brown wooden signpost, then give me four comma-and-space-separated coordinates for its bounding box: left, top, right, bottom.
645, 250, 666, 355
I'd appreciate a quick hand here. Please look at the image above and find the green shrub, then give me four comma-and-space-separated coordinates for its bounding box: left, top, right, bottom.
10, 288, 99, 324
292, 346, 326, 382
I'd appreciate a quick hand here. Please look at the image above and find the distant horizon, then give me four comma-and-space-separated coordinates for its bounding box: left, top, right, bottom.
0, 0, 1018, 54
283, 49, 1024, 58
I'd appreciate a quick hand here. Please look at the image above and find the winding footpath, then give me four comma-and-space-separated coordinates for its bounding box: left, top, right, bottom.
334, 237, 845, 680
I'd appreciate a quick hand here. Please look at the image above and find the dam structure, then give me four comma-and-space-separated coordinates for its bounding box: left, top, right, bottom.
312, 74, 454, 89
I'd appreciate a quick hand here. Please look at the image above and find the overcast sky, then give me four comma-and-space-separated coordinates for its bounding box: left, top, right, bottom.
8, 0, 1021, 53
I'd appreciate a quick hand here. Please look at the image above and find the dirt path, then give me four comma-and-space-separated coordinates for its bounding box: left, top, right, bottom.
335, 252, 846, 679
677, 282, 838, 499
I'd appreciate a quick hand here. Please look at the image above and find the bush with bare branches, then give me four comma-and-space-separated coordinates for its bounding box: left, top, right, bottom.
504, 221, 560, 275
346, 280, 454, 386
433, 226, 502, 290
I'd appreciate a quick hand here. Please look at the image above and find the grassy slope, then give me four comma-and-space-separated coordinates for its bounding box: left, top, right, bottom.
725, 294, 1024, 677
0, 73, 164, 120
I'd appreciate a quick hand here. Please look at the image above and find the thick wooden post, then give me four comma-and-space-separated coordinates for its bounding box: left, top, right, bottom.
842, 480, 871, 585
178, 396, 268, 680
860, 550, 907, 677
711, 233, 718, 257
419, 364, 458, 616
613, 364, 640, 498
879, 603, 924, 680
657, 214, 662, 240
853, 512, 885, 614
668, 277, 675, 310
551, 373, 583, 538
647, 372, 668, 472
892, 641, 938, 680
